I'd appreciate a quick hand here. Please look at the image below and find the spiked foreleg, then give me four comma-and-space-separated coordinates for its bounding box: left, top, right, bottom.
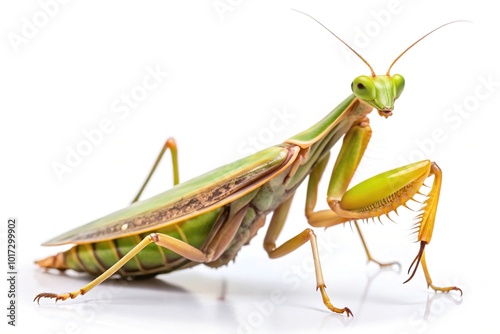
329, 160, 461, 294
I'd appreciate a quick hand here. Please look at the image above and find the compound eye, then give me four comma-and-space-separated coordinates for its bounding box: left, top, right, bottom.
392, 74, 405, 99
351, 75, 376, 100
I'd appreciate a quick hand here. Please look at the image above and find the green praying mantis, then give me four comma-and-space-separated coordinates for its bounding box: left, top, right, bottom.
34, 12, 464, 317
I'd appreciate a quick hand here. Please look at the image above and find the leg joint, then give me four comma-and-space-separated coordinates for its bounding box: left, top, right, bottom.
149, 233, 159, 243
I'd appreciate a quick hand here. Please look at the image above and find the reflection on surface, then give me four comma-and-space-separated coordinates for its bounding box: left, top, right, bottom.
423, 292, 463, 321
31, 257, 463, 334
317, 265, 400, 331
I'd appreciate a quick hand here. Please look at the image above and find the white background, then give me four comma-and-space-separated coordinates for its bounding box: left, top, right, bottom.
1, 1, 498, 333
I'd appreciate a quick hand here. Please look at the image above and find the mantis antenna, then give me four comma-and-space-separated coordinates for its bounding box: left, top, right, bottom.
293, 9, 469, 77
386, 20, 470, 75
292, 9, 376, 77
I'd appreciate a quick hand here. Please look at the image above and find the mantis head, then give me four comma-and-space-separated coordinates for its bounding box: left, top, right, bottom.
293, 9, 465, 118
351, 74, 405, 118
348, 21, 452, 119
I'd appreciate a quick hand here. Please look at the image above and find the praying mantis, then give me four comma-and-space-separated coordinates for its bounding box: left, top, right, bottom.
34, 12, 463, 317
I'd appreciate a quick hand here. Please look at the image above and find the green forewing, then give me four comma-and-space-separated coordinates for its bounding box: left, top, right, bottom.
44, 146, 291, 246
